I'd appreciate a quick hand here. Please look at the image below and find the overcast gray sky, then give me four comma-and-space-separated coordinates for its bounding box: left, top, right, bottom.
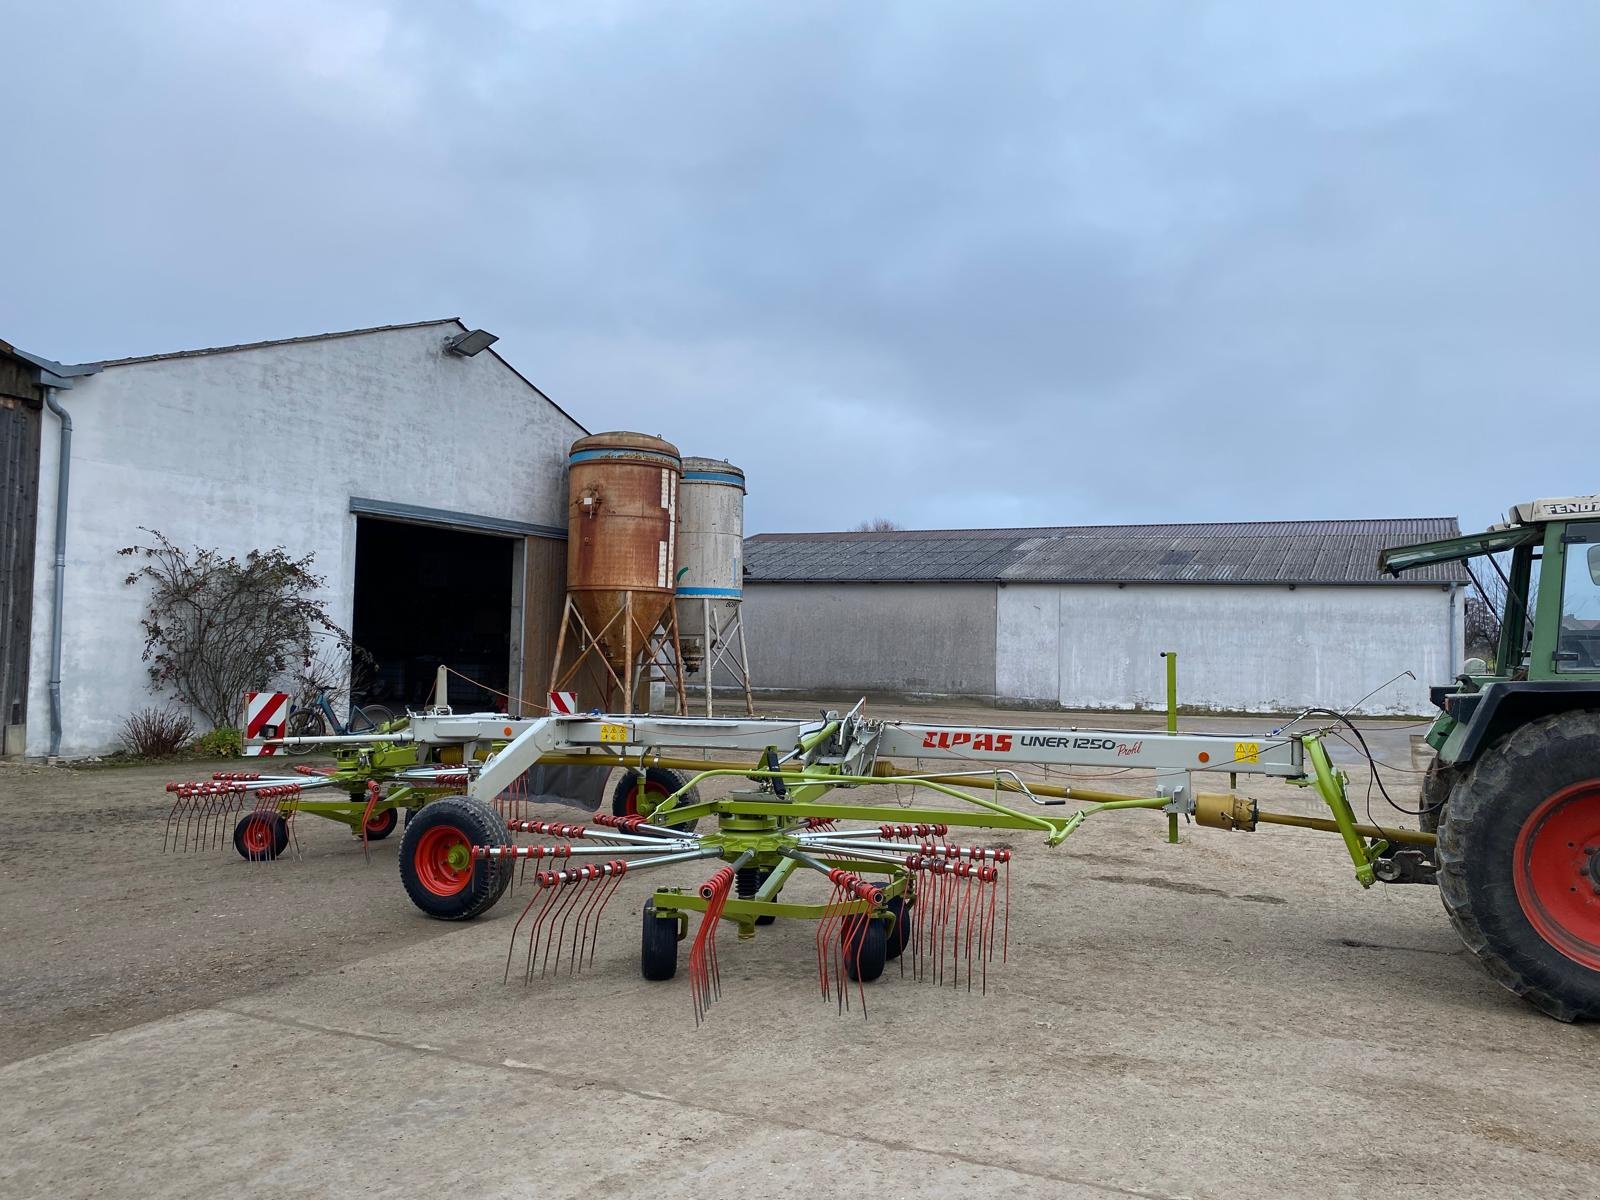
4, 2, 1596, 535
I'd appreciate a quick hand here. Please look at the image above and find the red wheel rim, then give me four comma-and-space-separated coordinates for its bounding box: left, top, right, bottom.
413, 826, 472, 897
365, 807, 396, 834
623, 780, 669, 817
242, 817, 274, 854
1513, 779, 1600, 970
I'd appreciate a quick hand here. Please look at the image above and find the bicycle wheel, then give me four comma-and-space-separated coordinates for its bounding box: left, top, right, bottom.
284, 708, 325, 755
351, 704, 395, 734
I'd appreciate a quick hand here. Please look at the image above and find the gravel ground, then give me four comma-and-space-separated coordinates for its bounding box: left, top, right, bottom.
2, 699, 1597, 1199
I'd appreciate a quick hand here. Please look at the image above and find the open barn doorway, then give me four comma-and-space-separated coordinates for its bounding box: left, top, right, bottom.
351, 517, 515, 713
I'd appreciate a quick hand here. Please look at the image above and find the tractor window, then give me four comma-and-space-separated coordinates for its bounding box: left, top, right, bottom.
1499, 544, 1541, 672
1557, 521, 1600, 672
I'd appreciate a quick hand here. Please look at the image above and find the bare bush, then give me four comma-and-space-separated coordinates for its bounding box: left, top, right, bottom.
119, 707, 195, 758
853, 517, 902, 532
120, 529, 345, 728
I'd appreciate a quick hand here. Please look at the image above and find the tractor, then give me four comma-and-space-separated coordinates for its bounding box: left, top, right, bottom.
1381, 494, 1600, 1019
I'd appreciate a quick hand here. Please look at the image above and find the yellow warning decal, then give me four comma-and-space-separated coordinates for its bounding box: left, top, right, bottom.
1234, 741, 1260, 765
599, 722, 629, 744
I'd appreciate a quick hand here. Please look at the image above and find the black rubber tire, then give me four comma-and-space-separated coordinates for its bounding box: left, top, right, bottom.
611, 767, 701, 834
362, 805, 399, 841
641, 901, 680, 981
883, 894, 912, 960
842, 915, 889, 983
284, 709, 324, 756
233, 812, 289, 861
398, 795, 512, 920
1437, 710, 1600, 1021
1419, 756, 1456, 838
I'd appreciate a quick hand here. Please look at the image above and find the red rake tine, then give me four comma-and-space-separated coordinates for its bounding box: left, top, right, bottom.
982, 865, 1000, 994
541, 870, 591, 978
196, 786, 234, 853
161, 787, 186, 853
689, 867, 734, 1024
578, 861, 627, 971
907, 860, 928, 982
205, 788, 237, 851
937, 863, 955, 987
163, 785, 198, 853
569, 864, 613, 976
815, 881, 842, 1000
962, 866, 979, 992
819, 873, 854, 1006
514, 872, 565, 984
524, 873, 566, 983
360, 781, 381, 864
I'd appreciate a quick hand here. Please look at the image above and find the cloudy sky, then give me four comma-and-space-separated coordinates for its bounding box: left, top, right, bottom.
4, 2, 1596, 534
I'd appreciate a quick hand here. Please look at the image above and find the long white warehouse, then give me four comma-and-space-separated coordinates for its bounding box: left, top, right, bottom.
741, 519, 1467, 716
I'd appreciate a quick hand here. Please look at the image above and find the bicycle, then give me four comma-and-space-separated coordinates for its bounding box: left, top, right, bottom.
283, 692, 396, 755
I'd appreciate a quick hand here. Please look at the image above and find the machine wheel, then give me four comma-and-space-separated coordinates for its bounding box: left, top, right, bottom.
1419, 757, 1456, 838
284, 709, 324, 756
883, 894, 912, 960
641, 901, 680, 981
1437, 710, 1600, 1020
362, 806, 399, 841
398, 795, 512, 920
842, 915, 889, 983
233, 812, 290, 861
612, 767, 701, 834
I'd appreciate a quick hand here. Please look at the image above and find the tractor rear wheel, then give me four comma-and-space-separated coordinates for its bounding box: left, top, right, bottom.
398, 796, 512, 920
611, 767, 702, 834
1437, 710, 1600, 1020
1419, 757, 1456, 838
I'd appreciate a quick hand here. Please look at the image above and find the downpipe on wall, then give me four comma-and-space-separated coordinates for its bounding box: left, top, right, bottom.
43, 387, 71, 759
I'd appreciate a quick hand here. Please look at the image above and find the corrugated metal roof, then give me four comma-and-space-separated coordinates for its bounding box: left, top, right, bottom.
745, 517, 1469, 585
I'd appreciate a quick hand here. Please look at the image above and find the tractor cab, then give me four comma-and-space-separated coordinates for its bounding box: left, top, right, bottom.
1381, 495, 1600, 770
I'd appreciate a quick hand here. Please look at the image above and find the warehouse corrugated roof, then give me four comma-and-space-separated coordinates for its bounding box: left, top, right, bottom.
745, 517, 1468, 585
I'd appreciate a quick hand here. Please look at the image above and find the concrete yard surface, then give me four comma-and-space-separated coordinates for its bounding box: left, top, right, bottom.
3, 700, 1598, 1199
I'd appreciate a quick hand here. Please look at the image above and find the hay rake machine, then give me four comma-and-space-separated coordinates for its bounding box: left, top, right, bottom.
361, 699, 1435, 1021
161, 732, 474, 862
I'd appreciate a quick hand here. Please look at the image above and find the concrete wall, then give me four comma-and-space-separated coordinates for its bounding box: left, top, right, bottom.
27, 323, 584, 756
996, 582, 1464, 716
742, 582, 997, 697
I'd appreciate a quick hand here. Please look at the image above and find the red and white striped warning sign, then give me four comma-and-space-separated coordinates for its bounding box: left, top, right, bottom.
548, 690, 578, 715
243, 691, 290, 756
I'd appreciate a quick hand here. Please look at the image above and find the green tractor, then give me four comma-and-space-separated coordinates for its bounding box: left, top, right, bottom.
1382, 495, 1600, 1019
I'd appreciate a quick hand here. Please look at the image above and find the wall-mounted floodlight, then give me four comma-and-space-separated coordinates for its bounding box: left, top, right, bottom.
445, 328, 499, 357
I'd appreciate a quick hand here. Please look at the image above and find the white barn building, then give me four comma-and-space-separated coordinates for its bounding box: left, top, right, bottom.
741, 520, 1468, 716
4, 320, 585, 758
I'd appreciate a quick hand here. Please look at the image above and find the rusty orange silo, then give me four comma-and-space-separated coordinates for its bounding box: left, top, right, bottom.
549, 432, 688, 713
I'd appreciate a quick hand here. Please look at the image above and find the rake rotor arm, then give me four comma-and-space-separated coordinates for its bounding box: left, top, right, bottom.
651, 768, 1073, 840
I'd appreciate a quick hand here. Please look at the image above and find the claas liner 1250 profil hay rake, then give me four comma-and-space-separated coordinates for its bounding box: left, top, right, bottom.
349, 699, 1435, 1022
